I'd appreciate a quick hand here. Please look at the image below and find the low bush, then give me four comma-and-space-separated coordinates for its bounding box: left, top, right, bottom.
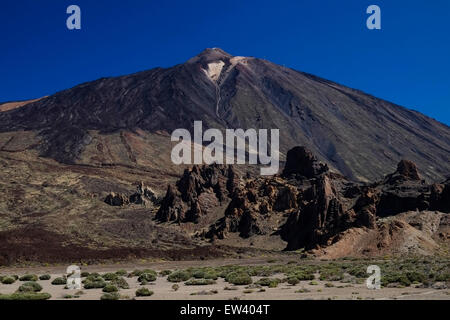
255, 278, 280, 287
19, 274, 38, 282
1, 277, 16, 285
168, 271, 191, 283
287, 277, 300, 286
102, 284, 118, 293
112, 277, 130, 289
0, 292, 51, 300
225, 272, 252, 285
18, 282, 43, 293
185, 279, 216, 286
102, 273, 118, 281
39, 274, 51, 281
115, 269, 127, 276
160, 270, 172, 276
100, 292, 120, 300
84, 280, 106, 289
51, 277, 67, 285
136, 288, 154, 297
138, 273, 156, 283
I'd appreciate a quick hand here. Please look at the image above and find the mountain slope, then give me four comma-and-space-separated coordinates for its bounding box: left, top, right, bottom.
1, 48, 449, 181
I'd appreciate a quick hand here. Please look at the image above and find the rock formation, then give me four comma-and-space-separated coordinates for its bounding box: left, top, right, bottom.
157, 145, 450, 255
156, 164, 239, 223
104, 182, 160, 207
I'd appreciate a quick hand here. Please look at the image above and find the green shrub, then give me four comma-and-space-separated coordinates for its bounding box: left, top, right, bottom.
225, 272, 252, 285
435, 273, 450, 282
1, 277, 16, 285
102, 273, 118, 281
256, 278, 280, 287
112, 277, 130, 289
294, 271, 315, 281
204, 272, 219, 280
192, 270, 206, 279
287, 277, 300, 286
319, 269, 343, 281
84, 278, 106, 289
138, 273, 156, 283
100, 292, 120, 300
185, 279, 216, 286
129, 269, 143, 277
115, 269, 127, 276
142, 269, 157, 276
18, 282, 43, 293
81, 272, 90, 278
406, 271, 426, 283
168, 271, 191, 283
51, 277, 66, 285
172, 284, 179, 291
382, 273, 411, 287
102, 284, 118, 293
39, 274, 51, 281
160, 270, 172, 276
0, 292, 51, 300
136, 288, 154, 297
19, 274, 38, 282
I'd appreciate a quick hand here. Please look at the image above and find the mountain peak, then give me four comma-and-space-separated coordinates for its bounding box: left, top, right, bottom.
187, 48, 233, 64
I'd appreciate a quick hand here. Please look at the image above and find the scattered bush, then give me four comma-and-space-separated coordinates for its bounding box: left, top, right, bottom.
39, 274, 51, 281
168, 271, 191, 283
185, 279, 216, 286
256, 278, 280, 287
192, 270, 205, 279
19, 274, 38, 282
18, 282, 43, 293
225, 272, 252, 286
172, 284, 179, 291
115, 269, 127, 276
160, 270, 172, 276
100, 292, 120, 300
102, 284, 118, 293
81, 272, 90, 278
51, 277, 67, 285
204, 272, 219, 280
83, 277, 106, 289
138, 273, 156, 283
1, 277, 16, 285
0, 292, 51, 300
287, 277, 300, 286
102, 273, 118, 281
129, 270, 143, 277
136, 288, 154, 297
112, 277, 129, 289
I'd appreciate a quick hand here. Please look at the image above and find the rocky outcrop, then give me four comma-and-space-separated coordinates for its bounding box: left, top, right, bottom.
104, 192, 129, 206
104, 182, 160, 207
156, 164, 239, 223
282, 146, 329, 178
157, 145, 450, 254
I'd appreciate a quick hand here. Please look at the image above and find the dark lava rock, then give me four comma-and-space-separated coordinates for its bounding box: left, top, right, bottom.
282, 146, 328, 178
156, 164, 238, 223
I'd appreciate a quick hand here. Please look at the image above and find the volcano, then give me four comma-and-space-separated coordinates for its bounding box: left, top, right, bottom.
1, 48, 449, 182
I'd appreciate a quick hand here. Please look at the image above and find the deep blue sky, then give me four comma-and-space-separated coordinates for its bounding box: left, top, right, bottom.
1, 0, 449, 125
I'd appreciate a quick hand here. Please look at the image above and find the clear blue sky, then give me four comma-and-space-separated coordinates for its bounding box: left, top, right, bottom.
1, 0, 449, 125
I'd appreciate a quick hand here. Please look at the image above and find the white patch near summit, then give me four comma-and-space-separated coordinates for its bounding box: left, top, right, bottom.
203, 61, 225, 82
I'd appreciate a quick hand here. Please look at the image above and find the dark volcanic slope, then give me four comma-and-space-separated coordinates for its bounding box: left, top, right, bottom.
1, 48, 449, 181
